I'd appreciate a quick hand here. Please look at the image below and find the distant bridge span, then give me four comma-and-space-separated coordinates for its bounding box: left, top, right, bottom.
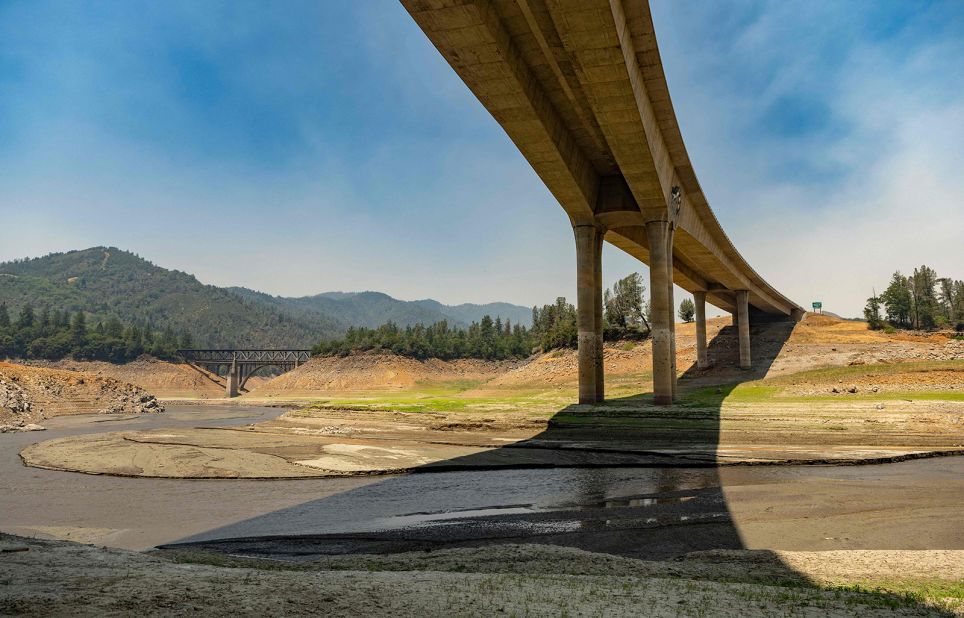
402, 0, 804, 404
178, 349, 311, 397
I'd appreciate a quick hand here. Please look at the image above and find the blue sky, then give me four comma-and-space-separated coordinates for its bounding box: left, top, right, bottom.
1, 1, 961, 316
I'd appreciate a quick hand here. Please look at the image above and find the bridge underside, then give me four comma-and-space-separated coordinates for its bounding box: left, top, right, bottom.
178, 350, 311, 397
403, 0, 803, 404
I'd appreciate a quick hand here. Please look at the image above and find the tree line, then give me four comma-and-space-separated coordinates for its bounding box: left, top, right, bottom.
313, 316, 534, 360
864, 266, 964, 331
313, 299, 590, 361
0, 303, 192, 363
314, 273, 658, 360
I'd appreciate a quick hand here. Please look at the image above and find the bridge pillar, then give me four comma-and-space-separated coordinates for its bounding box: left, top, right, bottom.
736, 290, 751, 369
666, 236, 677, 399
574, 224, 604, 404
646, 220, 674, 405
694, 291, 709, 369
226, 357, 239, 397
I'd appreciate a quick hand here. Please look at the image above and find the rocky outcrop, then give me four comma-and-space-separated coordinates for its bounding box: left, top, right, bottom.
0, 377, 32, 415
0, 362, 164, 426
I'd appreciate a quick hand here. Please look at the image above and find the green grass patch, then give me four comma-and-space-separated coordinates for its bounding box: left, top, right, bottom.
299, 392, 568, 415
411, 378, 486, 393
764, 360, 964, 386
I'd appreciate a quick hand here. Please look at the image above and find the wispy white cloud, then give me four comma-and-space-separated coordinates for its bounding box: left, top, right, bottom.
654, 0, 964, 316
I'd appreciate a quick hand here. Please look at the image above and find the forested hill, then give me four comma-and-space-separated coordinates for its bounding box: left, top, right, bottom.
0, 248, 340, 348
228, 289, 533, 330
0, 248, 531, 348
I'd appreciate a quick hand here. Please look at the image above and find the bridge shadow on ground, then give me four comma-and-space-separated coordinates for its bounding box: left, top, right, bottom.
161, 320, 948, 613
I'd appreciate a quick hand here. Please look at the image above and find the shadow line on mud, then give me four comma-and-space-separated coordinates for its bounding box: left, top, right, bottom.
163, 320, 792, 560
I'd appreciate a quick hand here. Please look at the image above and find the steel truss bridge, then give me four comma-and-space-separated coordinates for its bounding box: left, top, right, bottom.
177, 349, 312, 397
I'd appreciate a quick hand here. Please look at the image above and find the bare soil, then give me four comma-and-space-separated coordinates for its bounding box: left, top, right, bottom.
0, 361, 162, 428
247, 354, 521, 397
13, 314, 962, 402
486, 315, 963, 392
20, 395, 964, 478
30, 357, 226, 398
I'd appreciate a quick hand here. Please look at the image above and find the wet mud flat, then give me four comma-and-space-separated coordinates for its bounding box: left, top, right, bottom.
4, 404, 963, 554
2, 406, 963, 616
17, 399, 964, 479
163, 457, 964, 563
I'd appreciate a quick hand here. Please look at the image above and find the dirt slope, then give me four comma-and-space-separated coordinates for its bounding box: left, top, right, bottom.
484, 314, 963, 392
0, 362, 162, 428
11, 315, 960, 402
248, 354, 520, 396
32, 358, 225, 399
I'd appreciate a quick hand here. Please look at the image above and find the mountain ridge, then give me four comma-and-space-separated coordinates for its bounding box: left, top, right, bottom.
0, 247, 532, 348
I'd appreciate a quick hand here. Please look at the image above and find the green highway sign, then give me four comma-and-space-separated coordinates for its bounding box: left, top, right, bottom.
812, 301, 822, 309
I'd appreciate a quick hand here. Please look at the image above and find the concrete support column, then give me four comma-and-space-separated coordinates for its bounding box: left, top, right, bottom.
694, 291, 708, 369
226, 356, 239, 397
666, 234, 677, 398
736, 290, 751, 370
574, 224, 604, 404
592, 227, 604, 402
646, 220, 674, 405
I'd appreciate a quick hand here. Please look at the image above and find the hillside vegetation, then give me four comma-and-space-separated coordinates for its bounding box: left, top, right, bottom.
0, 248, 530, 349
0, 248, 335, 348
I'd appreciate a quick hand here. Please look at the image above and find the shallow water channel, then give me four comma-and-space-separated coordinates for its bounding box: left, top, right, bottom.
1, 405, 961, 558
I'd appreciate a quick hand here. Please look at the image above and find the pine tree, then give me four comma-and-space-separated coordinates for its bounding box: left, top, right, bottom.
910, 265, 939, 329
678, 298, 695, 323
881, 272, 912, 327
70, 312, 87, 346
16, 305, 35, 330
863, 292, 883, 330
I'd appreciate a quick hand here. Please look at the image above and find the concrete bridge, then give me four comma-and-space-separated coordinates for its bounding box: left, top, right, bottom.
178, 349, 311, 397
402, 0, 803, 405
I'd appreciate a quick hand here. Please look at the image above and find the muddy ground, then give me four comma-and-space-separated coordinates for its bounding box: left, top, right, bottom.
19, 390, 963, 478
2, 315, 963, 615
1, 534, 960, 617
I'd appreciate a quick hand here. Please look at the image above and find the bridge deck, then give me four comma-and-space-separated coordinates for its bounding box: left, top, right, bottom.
402, 0, 801, 317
